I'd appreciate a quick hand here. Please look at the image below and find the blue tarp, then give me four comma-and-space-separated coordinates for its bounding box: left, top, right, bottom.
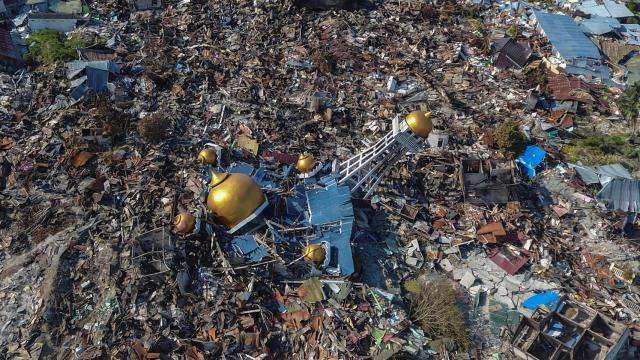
523, 290, 561, 310
517, 145, 546, 178
534, 11, 601, 60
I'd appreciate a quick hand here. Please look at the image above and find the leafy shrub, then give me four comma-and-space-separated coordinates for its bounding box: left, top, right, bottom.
496, 120, 527, 157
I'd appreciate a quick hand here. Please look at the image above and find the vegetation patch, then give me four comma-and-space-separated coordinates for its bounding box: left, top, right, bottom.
24, 29, 88, 65
561, 131, 640, 170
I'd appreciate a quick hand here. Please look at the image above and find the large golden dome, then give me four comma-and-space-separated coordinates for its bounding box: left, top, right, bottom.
207, 170, 266, 229
405, 111, 433, 138
296, 153, 316, 173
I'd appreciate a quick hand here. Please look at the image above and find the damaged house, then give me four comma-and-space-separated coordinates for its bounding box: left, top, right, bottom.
512, 296, 629, 360
533, 11, 610, 81
460, 159, 519, 204
545, 73, 608, 114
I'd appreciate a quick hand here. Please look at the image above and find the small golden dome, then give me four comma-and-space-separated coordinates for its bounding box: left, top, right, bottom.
296, 153, 316, 173
198, 148, 217, 165
303, 244, 326, 264
175, 212, 196, 234
405, 111, 433, 138
207, 170, 265, 229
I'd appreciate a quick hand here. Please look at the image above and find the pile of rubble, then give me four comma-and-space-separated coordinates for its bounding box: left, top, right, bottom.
2, 0, 640, 359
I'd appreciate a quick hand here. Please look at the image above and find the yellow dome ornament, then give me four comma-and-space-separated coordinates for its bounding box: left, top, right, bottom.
197, 148, 218, 165
303, 244, 326, 265
296, 153, 316, 174
206, 170, 268, 233
174, 212, 196, 234
405, 111, 433, 138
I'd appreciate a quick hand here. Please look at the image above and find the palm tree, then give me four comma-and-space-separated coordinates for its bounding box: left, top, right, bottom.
619, 82, 640, 137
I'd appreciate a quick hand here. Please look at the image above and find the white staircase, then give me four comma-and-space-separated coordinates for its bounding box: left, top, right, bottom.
338, 115, 426, 198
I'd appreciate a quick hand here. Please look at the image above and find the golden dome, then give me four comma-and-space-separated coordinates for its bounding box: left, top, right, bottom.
405, 111, 433, 138
198, 148, 217, 165
207, 170, 266, 229
175, 212, 196, 234
303, 244, 326, 264
296, 153, 316, 173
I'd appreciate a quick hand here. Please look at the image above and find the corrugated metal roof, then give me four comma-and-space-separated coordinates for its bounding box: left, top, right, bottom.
577, 0, 610, 17
578, 16, 619, 35
66, 60, 120, 79
597, 178, 640, 212
577, 0, 633, 18
86, 67, 108, 91
571, 163, 632, 185
70, 83, 88, 101
604, 0, 633, 18
564, 62, 611, 82
306, 179, 355, 276
618, 24, 640, 45
231, 235, 268, 262
597, 164, 632, 181
534, 11, 601, 60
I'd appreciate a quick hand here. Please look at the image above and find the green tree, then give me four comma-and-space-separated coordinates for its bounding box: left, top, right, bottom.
496, 120, 527, 157
618, 82, 640, 136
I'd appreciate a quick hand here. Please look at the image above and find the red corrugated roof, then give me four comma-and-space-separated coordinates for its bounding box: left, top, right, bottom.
487, 246, 529, 275
546, 73, 594, 104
